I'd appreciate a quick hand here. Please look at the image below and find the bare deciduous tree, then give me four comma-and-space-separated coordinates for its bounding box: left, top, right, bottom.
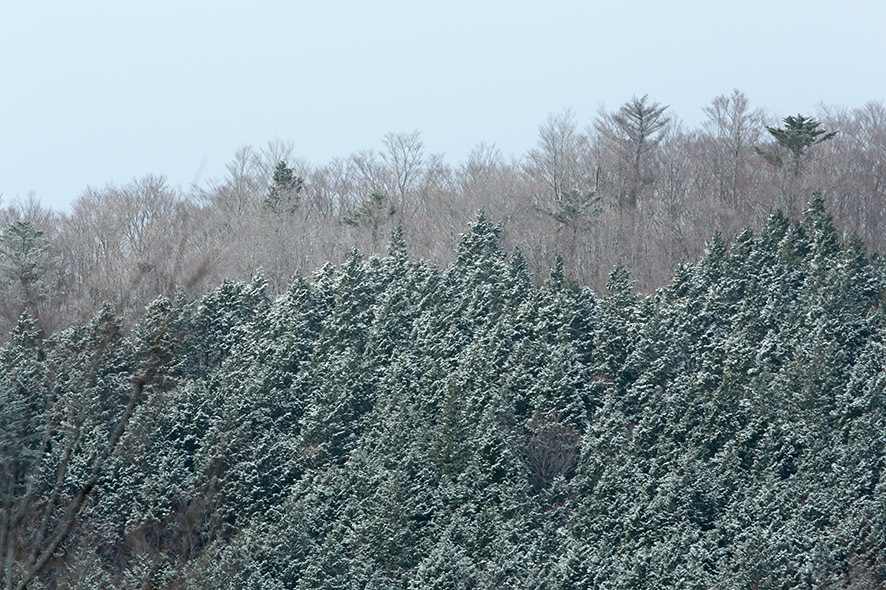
381, 130, 425, 205
525, 108, 589, 203
702, 89, 766, 210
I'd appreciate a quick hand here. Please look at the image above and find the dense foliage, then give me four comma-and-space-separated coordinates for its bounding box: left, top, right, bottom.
2, 200, 884, 588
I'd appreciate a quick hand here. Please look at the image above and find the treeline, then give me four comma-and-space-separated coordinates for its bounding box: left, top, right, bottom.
2, 202, 885, 588
3, 91, 886, 338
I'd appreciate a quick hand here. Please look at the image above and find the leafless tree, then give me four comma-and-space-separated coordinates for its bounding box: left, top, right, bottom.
381, 130, 426, 205
524, 108, 589, 203
58, 176, 199, 324
702, 89, 766, 211
7, 91, 886, 335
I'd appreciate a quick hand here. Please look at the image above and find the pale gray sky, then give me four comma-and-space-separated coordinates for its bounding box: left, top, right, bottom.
2, 0, 884, 210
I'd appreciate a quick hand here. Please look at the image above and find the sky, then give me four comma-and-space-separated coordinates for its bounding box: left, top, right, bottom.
2, 1, 885, 211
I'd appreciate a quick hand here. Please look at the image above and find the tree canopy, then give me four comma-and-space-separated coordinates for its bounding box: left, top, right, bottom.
2, 205, 885, 588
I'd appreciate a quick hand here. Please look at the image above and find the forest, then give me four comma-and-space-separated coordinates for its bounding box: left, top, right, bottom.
1, 92, 885, 588
2, 91, 886, 337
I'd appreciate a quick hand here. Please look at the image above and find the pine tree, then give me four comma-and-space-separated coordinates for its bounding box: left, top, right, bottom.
757, 114, 837, 178
263, 160, 303, 214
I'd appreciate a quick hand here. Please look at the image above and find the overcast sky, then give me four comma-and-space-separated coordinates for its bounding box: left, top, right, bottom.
2, 1, 884, 211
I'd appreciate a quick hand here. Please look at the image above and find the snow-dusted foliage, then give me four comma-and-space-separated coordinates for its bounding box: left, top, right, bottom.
2, 202, 885, 588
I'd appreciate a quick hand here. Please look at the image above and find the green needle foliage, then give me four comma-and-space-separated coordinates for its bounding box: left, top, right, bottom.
263, 160, 304, 214
756, 114, 837, 176
2, 206, 885, 589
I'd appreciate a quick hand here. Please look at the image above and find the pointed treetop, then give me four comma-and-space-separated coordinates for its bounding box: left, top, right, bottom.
8, 312, 40, 347
507, 247, 530, 282
804, 192, 828, 218
545, 255, 565, 290
605, 265, 635, 298
764, 209, 791, 237
509, 246, 528, 274
249, 269, 268, 295
455, 211, 503, 265
704, 231, 727, 262
284, 269, 309, 294
803, 193, 839, 257
505, 247, 532, 300
387, 225, 408, 260
339, 247, 364, 278
264, 160, 303, 214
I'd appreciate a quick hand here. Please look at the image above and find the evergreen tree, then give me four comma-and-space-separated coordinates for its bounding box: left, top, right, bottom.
263, 160, 303, 214
757, 114, 837, 177
4, 209, 886, 588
